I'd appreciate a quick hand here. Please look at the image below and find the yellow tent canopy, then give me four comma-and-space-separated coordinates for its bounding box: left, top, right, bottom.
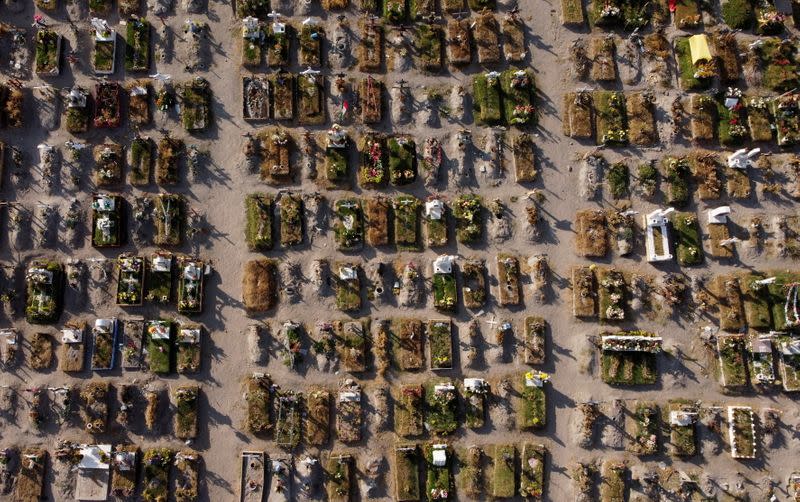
688, 34, 712, 65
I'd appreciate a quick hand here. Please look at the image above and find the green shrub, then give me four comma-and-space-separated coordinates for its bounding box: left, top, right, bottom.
722, 0, 754, 29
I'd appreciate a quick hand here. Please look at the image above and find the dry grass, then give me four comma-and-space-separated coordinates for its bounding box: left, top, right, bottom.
513, 133, 537, 182
563, 92, 594, 138
0, 85, 23, 128
447, 19, 471, 65
714, 276, 744, 331
712, 33, 740, 83
590, 37, 616, 81
358, 19, 383, 72
128, 82, 151, 125
573, 266, 597, 318
690, 95, 716, 141
475, 12, 500, 64
305, 389, 331, 446
392, 318, 424, 371
29, 332, 53, 370
708, 223, 734, 259
359, 77, 383, 123
503, 16, 525, 62
691, 152, 722, 200
16, 447, 46, 502
258, 128, 292, 184
242, 259, 278, 313
626, 92, 657, 146
725, 166, 751, 199
365, 196, 390, 246
575, 209, 608, 257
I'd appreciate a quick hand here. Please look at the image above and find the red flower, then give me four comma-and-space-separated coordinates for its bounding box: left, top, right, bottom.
730, 118, 738, 125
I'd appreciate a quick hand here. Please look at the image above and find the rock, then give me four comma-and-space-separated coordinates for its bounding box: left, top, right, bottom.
247, 325, 267, 364
148, 0, 173, 16
182, 0, 205, 12
579, 154, 605, 200
34, 86, 60, 130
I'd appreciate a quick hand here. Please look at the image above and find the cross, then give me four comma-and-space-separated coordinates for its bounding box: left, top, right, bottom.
485, 317, 498, 329
267, 10, 281, 21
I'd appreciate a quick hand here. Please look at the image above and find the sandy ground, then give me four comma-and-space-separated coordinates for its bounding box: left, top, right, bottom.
0, 0, 800, 500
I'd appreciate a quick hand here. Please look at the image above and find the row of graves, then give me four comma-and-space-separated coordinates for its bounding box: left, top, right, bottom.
571, 264, 800, 393
239, 443, 545, 501
243, 124, 538, 187
240, 315, 547, 373
238, 10, 529, 71
241, 253, 549, 314
14, 253, 208, 324
571, 150, 800, 266
240, 372, 548, 500
0, 443, 199, 502
0, 379, 201, 439
0, 316, 203, 373
559, 0, 798, 33
574, 399, 765, 460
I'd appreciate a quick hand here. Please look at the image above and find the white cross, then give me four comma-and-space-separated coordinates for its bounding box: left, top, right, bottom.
485, 317, 498, 329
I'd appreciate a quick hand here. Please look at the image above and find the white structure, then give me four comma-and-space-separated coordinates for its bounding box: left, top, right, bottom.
463, 378, 487, 391
147, 320, 170, 340
61, 328, 83, 344
151, 254, 171, 273
425, 199, 444, 220
433, 255, 455, 275
708, 206, 731, 225
669, 410, 697, 427
76, 444, 112, 501
727, 148, 760, 169
644, 208, 674, 262
431, 444, 448, 466
92, 18, 116, 75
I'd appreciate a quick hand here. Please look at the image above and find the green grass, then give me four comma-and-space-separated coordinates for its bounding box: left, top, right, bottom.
740, 274, 772, 330
433, 273, 457, 312
388, 138, 416, 185
607, 162, 629, 198
758, 38, 800, 92
519, 377, 546, 429
424, 381, 458, 435
491, 445, 516, 498
280, 194, 303, 246
129, 137, 152, 185
672, 212, 703, 266
326, 147, 349, 182
393, 195, 420, 250
424, 444, 451, 500
722, 0, 754, 28
716, 97, 747, 146
718, 335, 748, 387
147, 321, 173, 374
501, 69, 536, 126
245, 193, 273, 251
394, 447, 421, 501
428, 320, 452, 369
520, 444, 546, 499
594, 91, 628, 146
674, 37, 709, 91
175, 386, 198, 439
473, 74, 502, 125
767, 272, 800, 331
146, 258, 172, 304
454, 194, 483, 244
663, 157, 692, 207
125, 19, 150, 71
327, 455, 352, 502
333, 198, 363, 251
